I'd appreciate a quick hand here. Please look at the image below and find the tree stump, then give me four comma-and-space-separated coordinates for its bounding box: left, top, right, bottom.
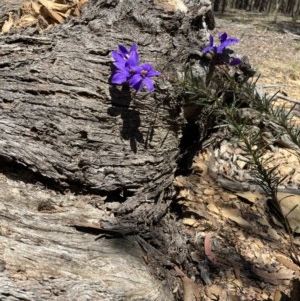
0, 0, 215, 299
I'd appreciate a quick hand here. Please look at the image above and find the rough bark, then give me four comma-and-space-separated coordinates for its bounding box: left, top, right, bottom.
0, 0, 215, 299
0, 0, 24, 20
0, 0, 215, 214
0, 172, 175, 300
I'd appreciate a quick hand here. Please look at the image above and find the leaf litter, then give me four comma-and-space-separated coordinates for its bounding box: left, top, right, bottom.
0, 0, 88, 33
173, 143, 300, 300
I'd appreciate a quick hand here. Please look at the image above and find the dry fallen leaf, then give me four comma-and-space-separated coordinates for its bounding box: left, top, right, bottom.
217, 256, 241, 281
236, 191, 261, 204
173, 176, 187, 188
73, 6, 81, 16
31, 2, 41, 15
21, 2, 34, 14
251, 266, 294, 285
273, 290, 289, 301
206, 203, 220, 215
1, 13, 14, 33
78, 0, 89, 10
174, 265, 200, 301
38, 0, 73, 13
56, 9, 72, 19
192, 155, 208, 174
42, 6, 65, 23
276, 253, 300, 276
153, 0, 188, 13
15, 15, 38, 28
179, 189, 194, 201
182, 218, 200, 227
205, 284, 228, 301
1, 0, 89, 34
274, 193, 300, 233
220, 208, 251, 228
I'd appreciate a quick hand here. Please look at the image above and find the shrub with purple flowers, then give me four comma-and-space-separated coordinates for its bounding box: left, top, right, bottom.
177, 30, 254, 108
111, 44, 160, 93
202, 32, 241, 66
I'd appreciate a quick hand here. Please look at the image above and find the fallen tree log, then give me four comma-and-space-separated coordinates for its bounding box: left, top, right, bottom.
0, 0, 216, 300
0, 0, 217, 222
0, 176, 175, 300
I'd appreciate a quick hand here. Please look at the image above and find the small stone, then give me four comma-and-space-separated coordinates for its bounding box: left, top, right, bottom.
206, 284, 227, 300
106, 202, 120, 211
203, 188, 215, 196
267, 228, 280, 241
221, 193, 237, 202
207, 203, 219, 214
236, 159, 247, 169
193, 161, 208, 175
204, 197, 214, 204
232, 279, 243, 287
182, 218, 200, 227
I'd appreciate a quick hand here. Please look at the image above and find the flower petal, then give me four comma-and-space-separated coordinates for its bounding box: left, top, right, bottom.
111, 72, 129, 84
230, 58, 242, 66
128, 50, 139, 67
147, 69, 160, 77
209, 34, 214, 46
113, 61, 126, 69
140, 63, 152, 71
218, 32, 227, 43
202, 35, 215, 54
202, 45, 215, 54
131, 79, 143, 91
226, 38, 239, 45
217, 38, 239, 53
112, 51, 124, 63
136, 63, 160, 78
118, 45, 129, 56
129, 74, 143, 87
148, 71, 161, 77
130, 44, 138, 53
143, 77, 154, 92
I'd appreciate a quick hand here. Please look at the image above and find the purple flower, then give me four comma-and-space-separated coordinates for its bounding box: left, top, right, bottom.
202, 32, 239, 54
111, 64, 130, 84
111, 44, 139, 68
111, 44, 160, 92
129, 63, 161, 92
111, 44, 140, 85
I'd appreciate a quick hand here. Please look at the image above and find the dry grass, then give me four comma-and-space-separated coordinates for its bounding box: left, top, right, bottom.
215, 9, 300, 100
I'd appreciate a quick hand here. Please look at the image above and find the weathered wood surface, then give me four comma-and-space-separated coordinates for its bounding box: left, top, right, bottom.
0, 0, 213, 198
0, 0, 215, 300
0, 0, 24, 20
0, 173, 173, 300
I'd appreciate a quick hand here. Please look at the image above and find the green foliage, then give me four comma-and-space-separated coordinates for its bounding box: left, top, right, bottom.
177, 61, 300, 264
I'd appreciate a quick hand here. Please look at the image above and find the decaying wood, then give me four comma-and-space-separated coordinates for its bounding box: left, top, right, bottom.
0, 0, 213, 196
0, 0, 217, 220
0, 0, 216, 299
0, 174, 173, 300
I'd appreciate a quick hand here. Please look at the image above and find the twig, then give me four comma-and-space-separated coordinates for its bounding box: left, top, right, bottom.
262, 85, 286, 89
276, 93, 300, 104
